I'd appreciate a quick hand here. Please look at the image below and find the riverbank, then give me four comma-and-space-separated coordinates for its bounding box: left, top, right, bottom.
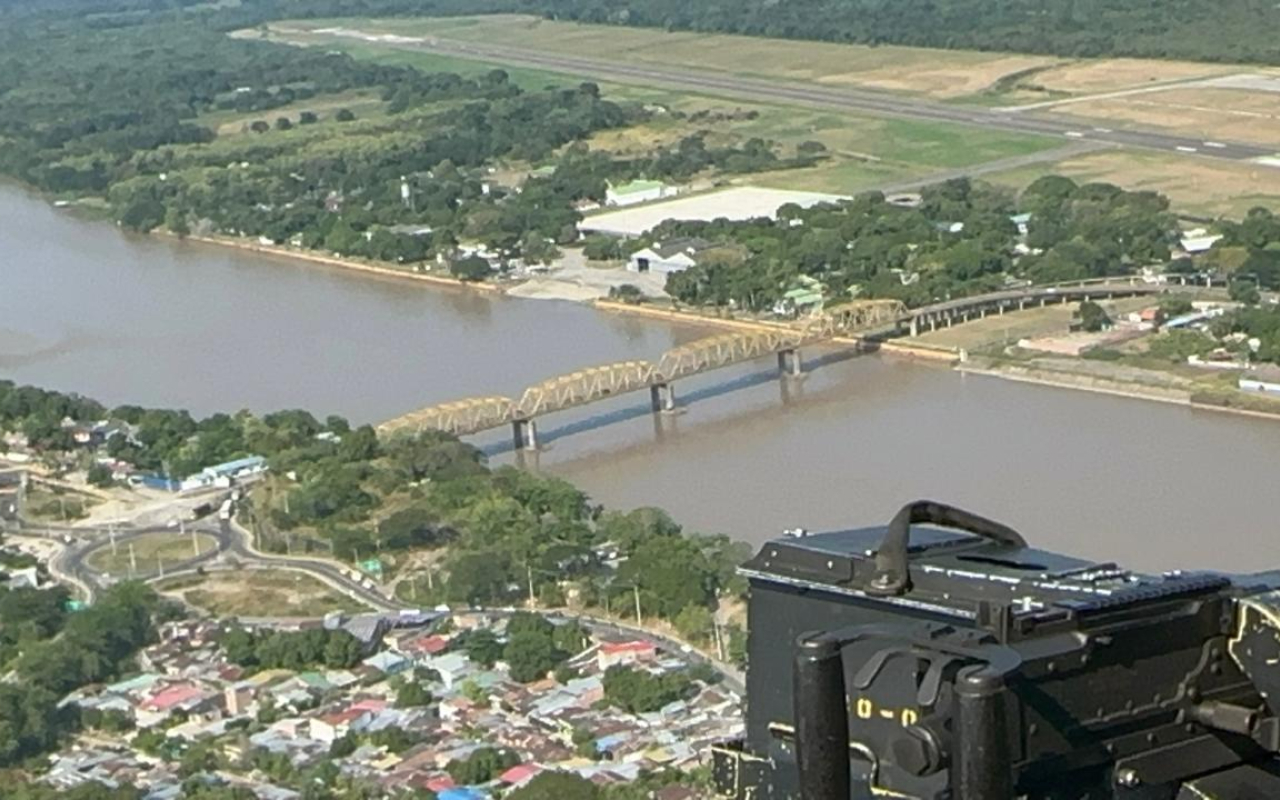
178, 233, 508, 294
960, 357, 1280, 423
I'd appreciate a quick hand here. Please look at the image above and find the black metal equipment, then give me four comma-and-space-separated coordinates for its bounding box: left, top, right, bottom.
711, 500, 1280, 800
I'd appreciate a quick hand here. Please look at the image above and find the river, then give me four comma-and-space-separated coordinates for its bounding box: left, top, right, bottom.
3, 184, 1278, 574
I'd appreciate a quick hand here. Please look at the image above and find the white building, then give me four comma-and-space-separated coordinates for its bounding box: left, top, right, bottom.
605, 179, 675, 207
627, 237, 714, 275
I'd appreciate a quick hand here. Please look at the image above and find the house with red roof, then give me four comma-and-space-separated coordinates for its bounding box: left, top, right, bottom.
398, 634, 451, 658
135, 683, 213, 728
498, 764, 541, 786
596, 640, 657, 671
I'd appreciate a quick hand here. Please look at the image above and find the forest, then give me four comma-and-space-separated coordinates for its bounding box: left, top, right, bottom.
10, 0, 1275, 65
0, 581, 169, 768
526, 0, 1280, 63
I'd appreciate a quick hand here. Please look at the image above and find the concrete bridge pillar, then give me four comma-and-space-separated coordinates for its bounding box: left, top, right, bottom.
512, 419, 539, 451
778, 349, 803, 377
650, 383, 676, 413
910, 316, 920, 337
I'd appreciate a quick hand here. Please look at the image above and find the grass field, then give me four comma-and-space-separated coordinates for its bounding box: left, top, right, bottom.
988, 150, 1280, 219
270, 16, 1280, 104
159, 570, 369, 617
255, 22, 1061, 196
913, 297, 1155, 351
1048, 87, 1280, 147
200, 89, 389, 136
248, 16, 1280, 210
280, 14, 1060, 100
85, 532, 218, 575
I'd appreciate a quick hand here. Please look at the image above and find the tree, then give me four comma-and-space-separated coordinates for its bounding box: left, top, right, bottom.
461, 629, 503, 668
164, 207, 191, 238
249, 120, 270, 134
1075, 300, 1111, 332
275, 117, 293, 131
299, 111, 319, 125
396, 681, 434, 708
334, 109, 356, 122
508, 772, 599, 800
1231, 280, 1262, 306
673, 603, 713, 644
329, 733, 357, 758
607, 284, 645, 304
602, 665, 692, 714
450, 255, 493, 282
504, 631, 563, 683
86, 463, 114, 488
446, 747, 518, 785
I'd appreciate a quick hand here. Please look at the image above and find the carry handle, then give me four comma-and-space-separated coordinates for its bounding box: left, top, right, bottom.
868, 500, 1027, 597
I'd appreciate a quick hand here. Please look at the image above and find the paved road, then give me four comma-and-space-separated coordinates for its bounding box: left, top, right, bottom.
292, 29, 1278, 165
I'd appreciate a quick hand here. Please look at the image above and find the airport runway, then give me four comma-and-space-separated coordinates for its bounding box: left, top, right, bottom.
319, 30, 1276, 165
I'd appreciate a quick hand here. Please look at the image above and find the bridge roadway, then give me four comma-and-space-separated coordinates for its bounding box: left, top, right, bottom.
377, 299, 907, 448
896, 275, 1204, 337
379, 277, 1197, 449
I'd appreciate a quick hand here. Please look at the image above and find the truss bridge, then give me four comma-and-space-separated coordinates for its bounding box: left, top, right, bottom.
376, 299, 905, 449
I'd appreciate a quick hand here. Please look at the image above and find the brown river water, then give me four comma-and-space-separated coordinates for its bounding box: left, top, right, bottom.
3, 183, 1278, 573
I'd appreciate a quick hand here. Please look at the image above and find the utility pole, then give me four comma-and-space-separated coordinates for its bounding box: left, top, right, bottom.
713, 614, 725, 661
633, 584, 642, 625
109, 525, 117, 556
190, 524, 200, 558
128, 541, 137, 578
527, 563, 536, 608
156, 553, 164, 578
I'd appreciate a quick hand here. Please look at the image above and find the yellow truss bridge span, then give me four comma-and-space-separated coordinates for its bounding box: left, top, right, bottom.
376, 300, 906, 446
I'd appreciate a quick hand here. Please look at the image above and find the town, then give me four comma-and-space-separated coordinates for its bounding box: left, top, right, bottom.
43, 608, 740, 800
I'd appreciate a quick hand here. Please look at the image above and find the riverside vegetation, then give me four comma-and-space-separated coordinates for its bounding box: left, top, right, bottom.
0, 379, 751, 767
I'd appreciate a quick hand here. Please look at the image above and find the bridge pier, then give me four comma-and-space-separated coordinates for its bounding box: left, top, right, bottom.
778, 348, 803, 377
650, 383, 677, 413
512, 419, 539, 451
910, 316, 920, 337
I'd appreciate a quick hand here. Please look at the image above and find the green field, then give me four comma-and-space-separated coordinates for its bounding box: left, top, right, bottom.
85, 532, 218, 576
256, 21, 1061, 197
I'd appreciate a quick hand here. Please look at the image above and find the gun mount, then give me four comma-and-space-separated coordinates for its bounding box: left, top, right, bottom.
711, 501, 1280, 800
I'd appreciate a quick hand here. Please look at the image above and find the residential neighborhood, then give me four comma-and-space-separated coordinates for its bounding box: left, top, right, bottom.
47, 611, 743, 799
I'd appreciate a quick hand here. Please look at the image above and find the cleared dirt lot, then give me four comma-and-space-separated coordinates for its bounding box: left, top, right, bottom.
160, 570, 368, 617
989, 150, 1280, 218
1030, 59, 1240, 95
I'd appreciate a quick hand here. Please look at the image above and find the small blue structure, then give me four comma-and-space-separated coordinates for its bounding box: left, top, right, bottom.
439, 788, 488, 800
129, 474, 180, 492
